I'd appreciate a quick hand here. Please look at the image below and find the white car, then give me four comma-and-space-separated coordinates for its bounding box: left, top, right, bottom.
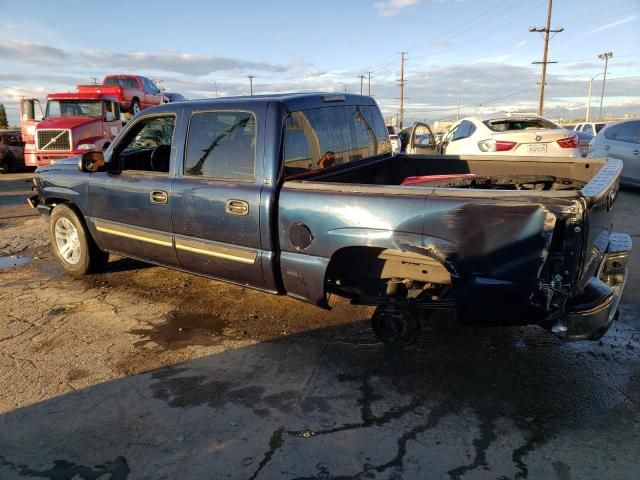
573, 122, 607, 135
440, 114, 582, 157
387, 125, 401, 154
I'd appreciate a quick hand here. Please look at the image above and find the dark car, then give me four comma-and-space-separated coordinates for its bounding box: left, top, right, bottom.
589, 119, 640, 186
0, 130, 26, 173
564, 127, 593, 157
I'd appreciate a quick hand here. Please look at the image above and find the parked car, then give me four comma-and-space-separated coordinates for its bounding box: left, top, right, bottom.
387, 125, 401, 154
400, 122, 437, 154
565, 128, 593, 157
0, 130, 26, 173
29, 93, 630, 346
589, 119, 640, 186
77, 75, 166, 115
439, 114, 582, 157
574, 122, 607, 135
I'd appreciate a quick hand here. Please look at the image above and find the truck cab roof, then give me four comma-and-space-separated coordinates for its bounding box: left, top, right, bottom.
145, 92, 378, 114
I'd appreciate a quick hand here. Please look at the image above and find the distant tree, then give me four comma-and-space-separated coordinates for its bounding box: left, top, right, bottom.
0, 104, 7, 129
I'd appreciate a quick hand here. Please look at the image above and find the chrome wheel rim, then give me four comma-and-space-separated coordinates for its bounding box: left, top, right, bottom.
133, 103, 140, 114
54, 218, 81, 265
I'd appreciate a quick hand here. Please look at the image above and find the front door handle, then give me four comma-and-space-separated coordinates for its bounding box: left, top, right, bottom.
604, 145, 611, 151
226, 199, 249, 216
150, 190, 168, 204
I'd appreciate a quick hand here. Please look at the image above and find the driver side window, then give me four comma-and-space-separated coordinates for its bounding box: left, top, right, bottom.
112, 115, 175, 173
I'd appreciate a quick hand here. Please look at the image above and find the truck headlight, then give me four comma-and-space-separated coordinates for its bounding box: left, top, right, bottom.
77, 143, 97, 150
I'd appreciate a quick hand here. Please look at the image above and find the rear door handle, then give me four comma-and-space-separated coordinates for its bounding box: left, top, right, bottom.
226, 199, 249, 216
604, 145, 610, 151
150, 190, 168, 204
633, 150, 640, 155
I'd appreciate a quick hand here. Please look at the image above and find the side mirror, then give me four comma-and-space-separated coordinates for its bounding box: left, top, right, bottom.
78, 151, 106, 172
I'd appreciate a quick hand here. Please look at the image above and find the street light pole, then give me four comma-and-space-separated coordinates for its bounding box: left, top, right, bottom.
247, 75, 255, 96
597, 52, 613, 121
585, 73, 603, 122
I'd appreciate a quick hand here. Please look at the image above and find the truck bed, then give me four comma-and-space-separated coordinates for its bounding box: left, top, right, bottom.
279, 154, 624, 338
295, 154, 604, 194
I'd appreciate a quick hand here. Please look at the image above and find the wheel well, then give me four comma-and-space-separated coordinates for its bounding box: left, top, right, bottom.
325, 246, 451, 301
46, 199, 85, 222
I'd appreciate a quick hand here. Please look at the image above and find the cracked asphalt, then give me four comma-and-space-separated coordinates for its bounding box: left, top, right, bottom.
1, 173, 639, 480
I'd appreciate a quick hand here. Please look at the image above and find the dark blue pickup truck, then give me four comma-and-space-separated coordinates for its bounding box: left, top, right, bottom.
29, 93, 631, 345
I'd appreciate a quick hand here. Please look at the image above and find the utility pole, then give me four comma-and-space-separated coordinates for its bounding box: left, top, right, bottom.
359, 75, 364, 95
457, 92, 461, 121
398, 52, 407, 129
530, 0, 563, 115
90, 77, 98, 85
598, 52, 613, 121
367, 71, 373, 96
343, 84, 348, 93
247, 75, 255, 96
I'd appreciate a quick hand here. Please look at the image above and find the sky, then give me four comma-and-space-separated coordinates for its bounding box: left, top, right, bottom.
1, 0, 638, 126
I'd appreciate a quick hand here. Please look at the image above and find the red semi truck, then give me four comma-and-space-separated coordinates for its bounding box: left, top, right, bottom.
21, 93, 122, 167
76, 75, 166, 115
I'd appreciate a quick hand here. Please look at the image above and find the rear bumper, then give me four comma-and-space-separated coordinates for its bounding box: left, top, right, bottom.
553, 233, 631, 340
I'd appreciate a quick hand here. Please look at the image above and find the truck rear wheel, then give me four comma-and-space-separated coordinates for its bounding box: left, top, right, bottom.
371, 304, 421, 346
131, 99, 140, 115
50, 204, 108, 276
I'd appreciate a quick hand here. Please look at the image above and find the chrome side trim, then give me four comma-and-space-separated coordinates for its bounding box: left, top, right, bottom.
94, 219, 173, 247
175, 235, 257, 264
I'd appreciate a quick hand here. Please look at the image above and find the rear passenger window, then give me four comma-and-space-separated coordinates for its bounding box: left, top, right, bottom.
582, 124, 593, 134
612, 122, 640, 144
184, 111, 256, 180
452, 121, 474, 141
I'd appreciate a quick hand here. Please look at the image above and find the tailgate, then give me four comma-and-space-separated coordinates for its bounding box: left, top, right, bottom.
576, 158, 623, 289
76, 85, 123, 97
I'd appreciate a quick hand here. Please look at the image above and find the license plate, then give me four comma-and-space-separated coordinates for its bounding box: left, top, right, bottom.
528, 143, 547, 153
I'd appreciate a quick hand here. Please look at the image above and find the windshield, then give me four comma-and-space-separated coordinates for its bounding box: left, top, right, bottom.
46, 100, 103, 118
483, 118, 559, 132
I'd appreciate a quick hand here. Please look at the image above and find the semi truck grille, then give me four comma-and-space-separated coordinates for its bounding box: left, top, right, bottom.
37, 130, 71, 151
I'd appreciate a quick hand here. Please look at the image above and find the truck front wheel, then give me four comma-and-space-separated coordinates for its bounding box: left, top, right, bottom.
50, 205, 108, 276
371, 304, 421, 346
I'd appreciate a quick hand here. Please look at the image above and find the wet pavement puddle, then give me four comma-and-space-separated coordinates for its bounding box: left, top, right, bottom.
0, 255, 31, 270
131, 310, 229, 350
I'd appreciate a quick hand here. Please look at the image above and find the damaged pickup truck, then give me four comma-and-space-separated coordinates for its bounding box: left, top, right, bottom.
29, 93, 631, 345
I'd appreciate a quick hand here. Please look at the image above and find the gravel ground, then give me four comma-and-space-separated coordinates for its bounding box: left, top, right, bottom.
0, 173, 638, 480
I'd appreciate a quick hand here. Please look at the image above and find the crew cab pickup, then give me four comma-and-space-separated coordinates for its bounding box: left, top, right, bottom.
29, 93, 631, 345
77, 75, 166, 114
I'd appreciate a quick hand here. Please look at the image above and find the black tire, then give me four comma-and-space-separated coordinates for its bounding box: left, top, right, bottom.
50, 204, 108, 276
371, 304, 421, 347
131, 99, 140, 115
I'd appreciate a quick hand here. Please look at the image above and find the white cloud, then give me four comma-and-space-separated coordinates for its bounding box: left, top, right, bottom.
0, 42, 286, 76
374, 0, 459, 18
587, 15, 637, 35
